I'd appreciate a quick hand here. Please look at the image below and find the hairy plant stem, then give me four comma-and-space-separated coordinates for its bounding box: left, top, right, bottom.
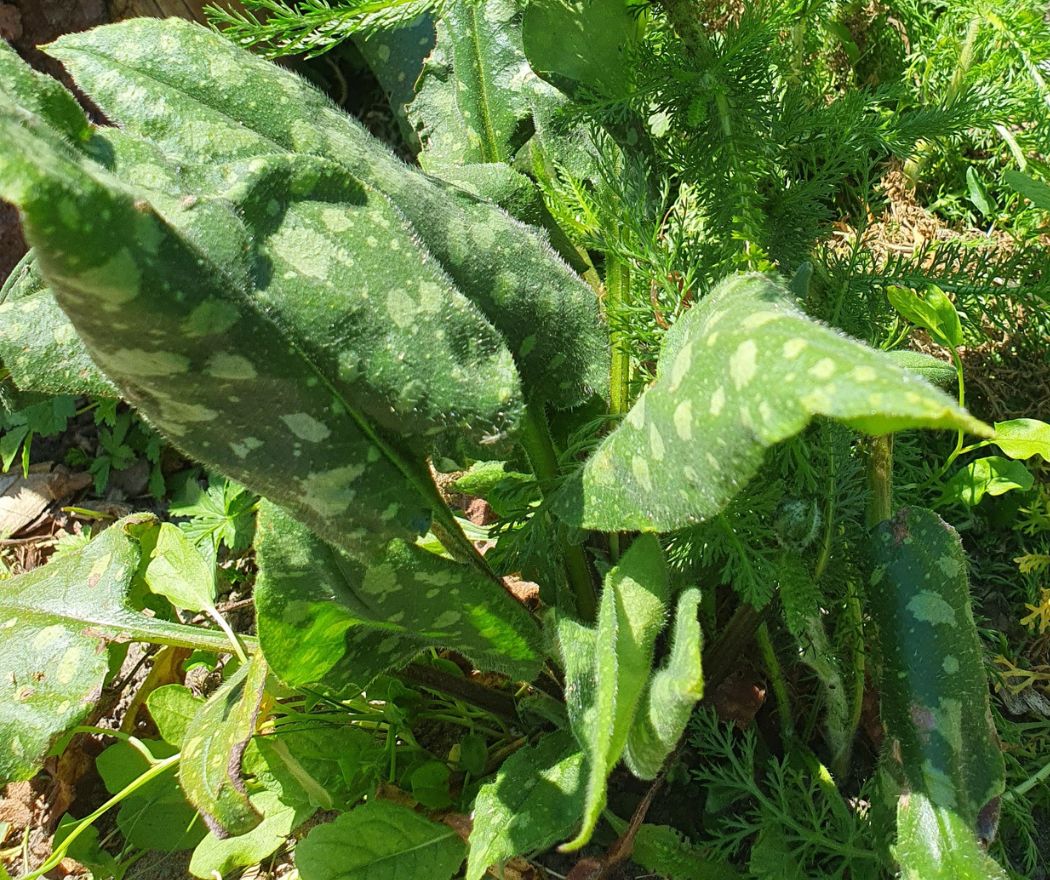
866, 434, 894, 528
520, 400, 597, 620
657, 0, 707, 59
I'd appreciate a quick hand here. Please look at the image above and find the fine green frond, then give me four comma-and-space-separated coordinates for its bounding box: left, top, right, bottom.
205, 0, 440, 58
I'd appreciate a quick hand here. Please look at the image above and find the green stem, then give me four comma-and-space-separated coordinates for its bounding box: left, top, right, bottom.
520, 401, 597, 619
1007, 757, 1050, 801
836, 576, 866, 778
25, 754, 181, 880
866, 435, 894, 528
925, 347, 968, 486
606, 255, 632, 565
756, 623, 794, 743
606, 255, 631, 420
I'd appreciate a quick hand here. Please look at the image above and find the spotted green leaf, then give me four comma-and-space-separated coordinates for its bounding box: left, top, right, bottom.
887, 284, 964, 349
894, 792, 1008, 880
0, 255, 117, 399
555, 274, 990, 533
46, 17, 608, 409
0, 515, 236, 784
870, 508, 1005, 846
522, 0, 642, 100
0, 89, 522, 554
466, 731, 585, 880
0, 39, 90, 144
992, 418, 1050, 462
296, 799, 465, 880
254, 501, 543, 691
179, 654, 269, 837
625, 587, 703, 780
355, 15, 435, 148
558, 534, 669, 850
942, 456, 1033, 506
409, 0, 543, 167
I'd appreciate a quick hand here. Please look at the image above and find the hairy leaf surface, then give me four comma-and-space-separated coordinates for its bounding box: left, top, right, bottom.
558, 535, 668, 850
46, 18, 608, 408
625, 587, 703, 780
254, 502, 543, 690
555, 274, 990, 533
410, 0, 540, 167
0, 92, 518, 554
0, 255, 117, 399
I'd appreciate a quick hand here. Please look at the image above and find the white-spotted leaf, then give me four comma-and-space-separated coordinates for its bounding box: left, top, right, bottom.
254, 501, 543, 692
555, 274, 990, 533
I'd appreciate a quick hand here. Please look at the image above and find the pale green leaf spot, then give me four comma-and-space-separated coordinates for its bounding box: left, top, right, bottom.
281, 413, 332, 443
907, 591, 957, 626
729, 340, 757, 388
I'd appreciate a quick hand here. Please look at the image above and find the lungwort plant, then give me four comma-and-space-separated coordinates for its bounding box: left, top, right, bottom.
1, 4, 1047, 878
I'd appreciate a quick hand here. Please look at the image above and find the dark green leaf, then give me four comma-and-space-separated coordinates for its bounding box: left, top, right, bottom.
409, 760, 452, 809
296, 800, 465, 880
409, 0, 544, 166
46, 18, 608, 409
870, 508, 1004, 832
466, 732, 585, 880
555, 274, 988, 533
254, 502, 543, 691
0, 91, 521, 556
0, 255, 117, 399
522, 0, 642, 100
0, 39, 90, 143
